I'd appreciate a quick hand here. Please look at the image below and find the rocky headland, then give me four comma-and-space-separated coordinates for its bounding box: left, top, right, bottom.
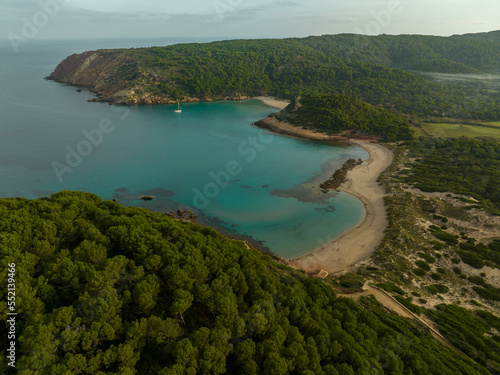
47, 50, 250, 105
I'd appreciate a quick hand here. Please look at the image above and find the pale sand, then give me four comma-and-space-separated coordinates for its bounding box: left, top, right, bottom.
253, 96, 290, 110
288, 140, 394, 275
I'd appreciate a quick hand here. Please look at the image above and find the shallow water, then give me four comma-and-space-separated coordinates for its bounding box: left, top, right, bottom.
0, 39, 368, 258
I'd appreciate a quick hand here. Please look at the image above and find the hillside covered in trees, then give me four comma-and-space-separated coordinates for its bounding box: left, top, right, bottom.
271, 94, 414, 141
0, 191, 493, 374
48, 31, 500, 126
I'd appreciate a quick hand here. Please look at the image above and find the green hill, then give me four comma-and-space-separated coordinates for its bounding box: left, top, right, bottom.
48, 32, 500, 124
455, 30, 500, 44
0, 191, 491, 374
270, 94, 414, 141
299, 33, 500, 73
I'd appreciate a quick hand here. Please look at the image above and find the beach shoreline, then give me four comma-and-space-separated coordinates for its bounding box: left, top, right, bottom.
253, 98, 393, 275
287, 140, 394, 275
253, 96, 290, 110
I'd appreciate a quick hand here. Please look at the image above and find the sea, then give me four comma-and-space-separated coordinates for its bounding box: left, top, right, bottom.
0, 37, 368, 259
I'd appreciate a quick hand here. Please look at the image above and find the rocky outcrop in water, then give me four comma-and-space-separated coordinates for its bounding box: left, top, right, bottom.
320, 158, 363, 193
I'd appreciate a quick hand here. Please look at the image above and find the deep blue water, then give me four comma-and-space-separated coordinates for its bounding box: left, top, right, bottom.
0, 38, 368, 258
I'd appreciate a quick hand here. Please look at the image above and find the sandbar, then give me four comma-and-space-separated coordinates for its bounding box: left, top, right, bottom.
253, 96, 290, 110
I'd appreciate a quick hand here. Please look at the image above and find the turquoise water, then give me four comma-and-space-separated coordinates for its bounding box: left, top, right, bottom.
0, 39, 368, 258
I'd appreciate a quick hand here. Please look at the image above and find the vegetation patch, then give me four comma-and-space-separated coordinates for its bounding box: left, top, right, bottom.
460, 241, 500, 268
473, 285, 500, 302
418, 252, 436, 263
394, 296, 423, 314
405, 137, 500, 214
413, 268, 427, 276
335, 272, 365, 290
416, 260, 431, 271
457, 250, 486, 269
376, 282, 405, 295
468, 276, 487, 286
430, 228, 460, 245
431, 273, 442, 281
426, 304, 500, 374
427, 284, 450, 295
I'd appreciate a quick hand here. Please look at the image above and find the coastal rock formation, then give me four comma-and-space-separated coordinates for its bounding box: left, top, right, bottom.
320, 158, 363, 192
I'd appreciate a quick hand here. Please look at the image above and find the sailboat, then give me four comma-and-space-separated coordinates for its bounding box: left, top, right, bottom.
174, 101, 182, 113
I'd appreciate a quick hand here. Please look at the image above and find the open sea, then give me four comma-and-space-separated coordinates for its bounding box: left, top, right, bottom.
0, 38, 368, 259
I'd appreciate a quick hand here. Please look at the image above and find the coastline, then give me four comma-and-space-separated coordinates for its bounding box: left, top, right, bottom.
288, 140, 394, 275
253, 115, 381, 142
252, 96, 290, 110
251, 109, 392, 275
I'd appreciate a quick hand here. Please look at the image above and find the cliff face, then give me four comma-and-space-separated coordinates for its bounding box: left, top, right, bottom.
49, 50, 119, 86
48, 50, 147, 104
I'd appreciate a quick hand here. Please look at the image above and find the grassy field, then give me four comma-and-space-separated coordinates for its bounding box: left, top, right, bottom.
413, 123, 500, 139
411, 126, 429, 137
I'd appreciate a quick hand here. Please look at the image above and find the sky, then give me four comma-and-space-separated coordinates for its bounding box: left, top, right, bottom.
0, 0, 499, 41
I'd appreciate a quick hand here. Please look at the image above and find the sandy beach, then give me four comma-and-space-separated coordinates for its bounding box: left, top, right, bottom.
288, 140, 394, 275
250, 107, 393, 275
253, 96, 290, 110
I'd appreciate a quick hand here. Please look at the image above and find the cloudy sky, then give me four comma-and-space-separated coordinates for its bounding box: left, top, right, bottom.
1, 0, 499, 41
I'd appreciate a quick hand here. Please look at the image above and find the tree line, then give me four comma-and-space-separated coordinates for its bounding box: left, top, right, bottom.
0, 191, 491, 374
107, 32, 500, 126
275, 94, 414, 141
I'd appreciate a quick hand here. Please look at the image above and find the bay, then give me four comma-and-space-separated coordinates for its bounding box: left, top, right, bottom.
0, 38, 368, 259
